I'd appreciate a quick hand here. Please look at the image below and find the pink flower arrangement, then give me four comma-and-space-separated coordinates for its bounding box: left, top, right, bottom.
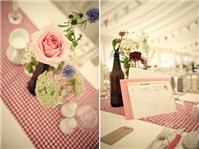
31, 24, 71, 68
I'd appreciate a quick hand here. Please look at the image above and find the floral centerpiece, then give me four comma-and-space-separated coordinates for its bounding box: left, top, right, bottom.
113, 31, 153, 78
21, 8, 99, 133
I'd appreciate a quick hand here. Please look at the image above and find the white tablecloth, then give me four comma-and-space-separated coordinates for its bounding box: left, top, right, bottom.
101, 93, 199, 149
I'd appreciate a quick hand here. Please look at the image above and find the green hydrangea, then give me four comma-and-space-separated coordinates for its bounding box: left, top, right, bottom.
35, 71, 67, 108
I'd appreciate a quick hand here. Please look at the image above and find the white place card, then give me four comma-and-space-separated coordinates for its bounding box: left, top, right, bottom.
120, 78, 177, 119
128, 81, 176, 119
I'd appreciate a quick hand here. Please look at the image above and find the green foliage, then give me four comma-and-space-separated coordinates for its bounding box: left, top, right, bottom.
26, 63, 33, 73
112, 39, 121, 53
68, 75, 83, 99
58, 12, 87, 49
25, 58, 38, 73
56, 61, 65, 71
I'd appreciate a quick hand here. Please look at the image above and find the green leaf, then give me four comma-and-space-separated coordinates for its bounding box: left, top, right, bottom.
78, 13, 83, 18
67, 34, 73, 41
58, 24, 68, 27
68, 14, 74, 19
72, 41, 78, 47
26, 64, 33, 73
30, 58, 38, 66
57, 61, 65, 71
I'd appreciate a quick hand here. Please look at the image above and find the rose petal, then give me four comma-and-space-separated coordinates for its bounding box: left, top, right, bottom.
42, 39, 57, 50
44, 48, 61, 57
46, 38, 58, 48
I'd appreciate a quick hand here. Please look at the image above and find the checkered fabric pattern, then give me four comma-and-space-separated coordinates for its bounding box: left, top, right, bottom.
1, 2, 98, 149
100, 98, 124, 116
101, 95, 199, 133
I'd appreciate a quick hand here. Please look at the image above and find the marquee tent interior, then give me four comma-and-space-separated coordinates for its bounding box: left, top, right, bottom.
100, 0, 199, 94
101, 0, 199, 70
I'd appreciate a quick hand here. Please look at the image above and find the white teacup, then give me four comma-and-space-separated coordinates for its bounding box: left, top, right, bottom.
6, 28, 29, 64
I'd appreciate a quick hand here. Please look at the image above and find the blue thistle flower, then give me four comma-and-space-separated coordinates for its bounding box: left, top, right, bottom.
63, 65, 75, 78
86, 8, 99, 23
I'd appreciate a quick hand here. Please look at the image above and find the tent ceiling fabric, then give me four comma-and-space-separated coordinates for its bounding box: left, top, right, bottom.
101, 0, 199, 56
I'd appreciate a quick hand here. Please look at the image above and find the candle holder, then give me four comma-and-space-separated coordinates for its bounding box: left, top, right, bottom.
6, 28, 29, 64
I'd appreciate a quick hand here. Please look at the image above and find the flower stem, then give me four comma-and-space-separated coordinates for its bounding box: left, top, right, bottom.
27, 63, 49, 96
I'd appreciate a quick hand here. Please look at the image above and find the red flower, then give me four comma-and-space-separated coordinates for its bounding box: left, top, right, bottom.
119, 31, 126, 37
129, 51, 142, 61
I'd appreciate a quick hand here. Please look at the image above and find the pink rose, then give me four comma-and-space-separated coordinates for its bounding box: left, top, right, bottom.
31, 24, 71, 67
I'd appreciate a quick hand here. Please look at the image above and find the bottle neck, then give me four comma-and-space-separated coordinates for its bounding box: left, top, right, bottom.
112, 52, 122, 70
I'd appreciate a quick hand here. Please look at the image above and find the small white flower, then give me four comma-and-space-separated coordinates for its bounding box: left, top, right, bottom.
21, 59, 26, 65
24, 52, 32, 58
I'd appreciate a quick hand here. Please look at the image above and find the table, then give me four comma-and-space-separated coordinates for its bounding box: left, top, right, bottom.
1, 1, 99, 149
101, 93, 199, 148
101, 111, 186, 149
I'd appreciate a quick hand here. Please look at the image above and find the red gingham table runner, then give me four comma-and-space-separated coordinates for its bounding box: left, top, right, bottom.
1, 2, 98, 149
101, 96, 199, 133
101, 99, 124, 116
